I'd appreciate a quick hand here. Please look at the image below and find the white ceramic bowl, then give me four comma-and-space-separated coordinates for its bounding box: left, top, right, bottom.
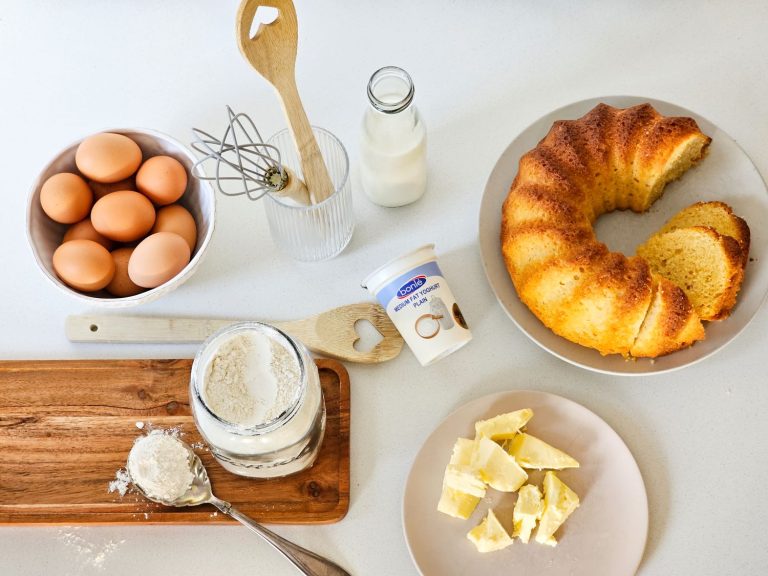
26, 128, 216, 307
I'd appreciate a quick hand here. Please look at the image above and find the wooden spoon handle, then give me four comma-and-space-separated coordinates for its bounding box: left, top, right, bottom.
273, 77, 335, 204
65, 316, 267, 344
64, 305, 405, 364
236, 0, 335, 205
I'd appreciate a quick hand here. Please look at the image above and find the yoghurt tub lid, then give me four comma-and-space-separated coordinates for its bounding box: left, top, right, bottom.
362, 244, 437, 296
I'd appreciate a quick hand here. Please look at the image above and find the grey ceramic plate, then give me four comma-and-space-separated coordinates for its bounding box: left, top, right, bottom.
403, 390, 648, 576
478, 96, 768, 375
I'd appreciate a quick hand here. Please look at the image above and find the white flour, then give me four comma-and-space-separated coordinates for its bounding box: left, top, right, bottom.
126, 431, 194, 502
203, 330, 300, 427
56, 528, 124, 572
107, 468, 131, 497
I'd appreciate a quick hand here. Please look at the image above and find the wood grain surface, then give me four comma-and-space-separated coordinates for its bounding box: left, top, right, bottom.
0, 358, 350, 525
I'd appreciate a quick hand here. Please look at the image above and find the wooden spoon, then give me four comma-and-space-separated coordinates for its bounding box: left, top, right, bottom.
65, 303, 404, 364
236, 0, 335, 204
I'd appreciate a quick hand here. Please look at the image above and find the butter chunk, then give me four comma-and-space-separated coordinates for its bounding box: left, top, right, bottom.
449, 437, 475, 467
472, 436, 527, 492
474, 408, 533, 440
512, 484, 543, 543
535, 471, 580, 546
467, 509, 513, 553
508, 432, 580, 470
442, 438, 485, 497
437, 486, 480, 519
437, 438, 484, 519
444, 464, 486, 497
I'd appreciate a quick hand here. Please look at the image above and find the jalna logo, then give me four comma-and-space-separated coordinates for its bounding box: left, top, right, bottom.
397, 275, 427, 299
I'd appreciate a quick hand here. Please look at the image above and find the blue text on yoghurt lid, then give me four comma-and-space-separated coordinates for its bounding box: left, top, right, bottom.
363, 245, 471, 366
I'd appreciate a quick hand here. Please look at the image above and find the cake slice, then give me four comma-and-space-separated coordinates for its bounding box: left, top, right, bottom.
659, 201, 750, 266
630, 115, 711, 212
637, 226, 745, 321
630, 274, 705, 357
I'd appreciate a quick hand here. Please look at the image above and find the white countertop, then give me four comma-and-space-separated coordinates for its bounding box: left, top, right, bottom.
2, 1, 767, 574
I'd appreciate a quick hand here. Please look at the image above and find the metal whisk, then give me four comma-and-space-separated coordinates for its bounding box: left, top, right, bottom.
191, 106, 310, 205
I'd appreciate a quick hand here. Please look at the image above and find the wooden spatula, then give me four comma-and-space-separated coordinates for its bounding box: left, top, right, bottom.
65, 303, 404, 364
236, 0, 335, 204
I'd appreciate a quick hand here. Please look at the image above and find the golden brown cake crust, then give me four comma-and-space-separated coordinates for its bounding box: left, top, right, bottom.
657, 280, 699, 338
501, 102, 712, 357
630, 275, 706, 358
713, 232, 745, 319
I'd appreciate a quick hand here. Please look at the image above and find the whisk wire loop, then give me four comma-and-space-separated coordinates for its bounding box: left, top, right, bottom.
191, 106, 287, 201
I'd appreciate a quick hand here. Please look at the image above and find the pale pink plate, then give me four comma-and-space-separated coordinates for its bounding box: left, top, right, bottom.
403, 390, 648, 576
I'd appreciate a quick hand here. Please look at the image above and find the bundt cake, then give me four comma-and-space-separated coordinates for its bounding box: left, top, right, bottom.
501, 103, 712, 357
637, 226, 745, 321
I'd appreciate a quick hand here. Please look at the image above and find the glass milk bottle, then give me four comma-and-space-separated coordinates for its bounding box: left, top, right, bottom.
360, 66, 427, 207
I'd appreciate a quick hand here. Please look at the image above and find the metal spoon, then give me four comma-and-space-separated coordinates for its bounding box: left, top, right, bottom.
130, 438, 351, 576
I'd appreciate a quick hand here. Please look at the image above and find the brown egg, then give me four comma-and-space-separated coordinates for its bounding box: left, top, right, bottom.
151, 204, 197, 251
75, 133, 142, 183
106, 247, 144, 297
128, 232, 191, 288
91, 191, 156, 242
40, 173, 93, 224
136, 155, 188, 205
62, 218, 113, 250
88, 176, 136, 200
52, 239, 115, 292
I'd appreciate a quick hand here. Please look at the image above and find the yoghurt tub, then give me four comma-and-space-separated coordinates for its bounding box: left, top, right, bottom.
362, 244, 471, 366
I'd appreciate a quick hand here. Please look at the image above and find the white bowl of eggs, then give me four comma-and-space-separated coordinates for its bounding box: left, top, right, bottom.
26, 128, 216, 307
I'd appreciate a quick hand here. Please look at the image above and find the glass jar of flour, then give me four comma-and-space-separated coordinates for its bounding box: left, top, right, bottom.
190, 322, 325, 478
360, 65, 427, 207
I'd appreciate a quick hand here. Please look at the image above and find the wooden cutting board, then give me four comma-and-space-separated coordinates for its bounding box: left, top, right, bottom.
0, 358, 349, 525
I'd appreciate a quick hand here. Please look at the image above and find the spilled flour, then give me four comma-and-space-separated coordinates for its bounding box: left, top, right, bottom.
107, 468, 131, 497
56, 528, 124, 572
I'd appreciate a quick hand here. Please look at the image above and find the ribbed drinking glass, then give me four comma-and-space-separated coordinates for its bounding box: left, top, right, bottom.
265, 127, 354, 261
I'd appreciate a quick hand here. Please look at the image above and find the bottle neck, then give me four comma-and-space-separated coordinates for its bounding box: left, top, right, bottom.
367, 66, 415, 114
